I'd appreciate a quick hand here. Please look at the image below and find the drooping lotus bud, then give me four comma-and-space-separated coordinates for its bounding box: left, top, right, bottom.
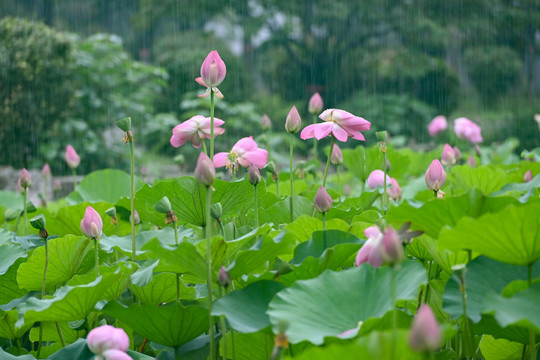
261, 114, 272, 130
80, 206, 103, 239
523, 170, 533, 183
210, 203, 223, 220
467, 155, 476, 168
314, 186, 332, 214
425, 159, 446, 191
285, 105, 301, 134
18, 168, 32, 190
308, 92, 323, 114
218, 266, 231, 288
330, 144, 343, 165
441, 144, 456, 166
155, 196, 172, 214
131, 210, 140, 225
87, 325, 129, 355
387, 178, 402, 201
41, 163, 51, 178
65, 145, 80, 169
409, 304, 441, 352
248, 166, 261, 185
194, 152, 215, 186
200, 50, 226, 87
30, 214, 46, 230
378, 226, 403, 265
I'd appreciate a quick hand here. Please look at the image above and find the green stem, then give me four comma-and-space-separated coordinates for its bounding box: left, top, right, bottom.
72, 167, 77, 190
129, 139, 136, 261
276, 176, 280, 198
337, 165, 341, 203
528, 263, 537, 360
218, 221, 226, 239
219, 287, 227, 360
312, 115, 318, 161
55, 321, 66, 347
424, 261, 432, 305
254, 184, 259, 229
210, 90, 215, 162
289, 132, 294, 222
202, 139, 208, 156
391, 266, 397, 360
94, 238, 100, 277
322, 213, 326, 232
22, 188, 27, 236
173, 221, 180, 302
206, 186, 215, 360
383, 150, 387, 215
38, 236, 49, 358
322, 136, 335, 188
460, 270, 474, 359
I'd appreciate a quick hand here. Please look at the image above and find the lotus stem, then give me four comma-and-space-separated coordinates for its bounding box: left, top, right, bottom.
210, 90, 215, 162
322, 136, 335, 188
289, 132, 294, 222
94, 238, 100, 277
72, 168, 77, 190
254, 184, 259, 229
383, 150, 387, 215
528, 263, 537, 360
22, 188, 27, 236
337, 165, 341, 203
129, 138, 136, 261
173, 221, 181, 302
55, 321, 66, 347
206, 185, 215, 360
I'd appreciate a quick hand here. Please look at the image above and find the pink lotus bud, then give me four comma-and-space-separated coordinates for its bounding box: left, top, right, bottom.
454, 117, 483, 144
467, 155, 476, 167
425, 159, 446, 191
524, 170, 533, 183
314, 186, 332, 214
427, 116, 447, 137
330, 144, 343, 165
261, 114, 272, 130
65, 145, 80, 169
101, 349, 132, 360
194, 152, 215, 186
387, 178, 402, 201
41, 163, 51, 178
366, 170, 391, 189
409, 304, 441, 352
218, 266, 231, 288
200, 50, 226, 87
131, 210, 140, 225
248, 166, 261, 185
18, 168, 32, 190
53, 178, 62, 191
87, 325, 129, 354
453, 146, 461, 161
378, 226, 403, 265
285, 105, 301, 133
308, 92, 323, 114
355, 226, 383, 268
344, 184, 351, 196
441, 144, 456, 166
80, 206, 103, 238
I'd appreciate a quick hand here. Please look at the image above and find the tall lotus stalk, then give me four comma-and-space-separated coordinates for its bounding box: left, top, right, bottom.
285, 106, 301, 222
195, 152, 217, 360
218, 267, 231, 360
330, 144, 343, 202
80, 206, 103, 278
17, 169, 31, 236
249, 166, 261, 230
376, 131, 388, 214
308, 93, 324, 161
116, 117, 136, 261
65, 145, 80, 190
528, 263, 536, 360
452, 264, 474, 359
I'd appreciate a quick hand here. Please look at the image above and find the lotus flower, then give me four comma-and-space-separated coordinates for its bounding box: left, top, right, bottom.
80, 206, 103, 238
366, 170, 391, 189
314, 186, 332, 214
387, 178, 402, 201
17, 168, 32, 190
214, 137, 268, 170
100, 349, 132, 360
355, 226, 383, 268
87, 325, 129, 354
425, 159, 446, 191
195, 152, 215, 186
308, 92, 323, 114
454, 117, 482, 144
409, 304, 441, 352
330, 144, 343, 165
196, 50, 226, 99
285, 105, 301, 134
300, 109, 370, 142
42, 163, 51, 178
441, 144, 456, 166
170, 115, 225, 148
427, 116, 447, 137
65, 145, 80, 169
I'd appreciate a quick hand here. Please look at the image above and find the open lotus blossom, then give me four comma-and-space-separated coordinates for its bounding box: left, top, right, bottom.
355, 225, 383, 268
366, 170, 391, 189
427, 116, 447, 137
195, 50, 226, 99
441, 144, 456, 166
214, 136, 268, 170
387, 178, 402, 201
308, 92, 324, 114
454, 117, 483, 144
409, 304, 441, 352
87, 325, 130, 360
300, 109, 371, 142
80, 206, 103, 239
425, 159, 446, 191
65, 145, 80, 169
170, 115, 225, 149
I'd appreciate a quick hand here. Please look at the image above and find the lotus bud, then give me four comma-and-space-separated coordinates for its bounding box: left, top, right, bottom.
4, 208, 19, 222
100, 349, 132, 360
378, 226, 403, 265
441, 144, 456, 166
330, 144, 343, 165
285, 105, 301, 134
261, 114, 272, 130
524, 170, 533, 183
194, 152, 215, 186
467, 155, 476, 168
80, 206, 103, 239
248, 166, 261, 185
131, 210, 140, 225
314, 186, 332, 214
453, 146, 462, 161
308, 92, 323, 114
29, 214, 46, 230
409, 304, 441, 352
18, 168, 32, 189
155, 196, 172, 214
427, 115, 447, 137
425, 159, 446, 191
41, 163, 51, 178
366, 170, 391, 189
210, 203, 223, 220
375, 131, 388, 142
116, 117, 131, 132
344, 184, 351, 196
53, 178, 62, 191
218, 266, 231, 288
87, 325, 129, 355
387, 178, 402, 201
200, 50, 226, 87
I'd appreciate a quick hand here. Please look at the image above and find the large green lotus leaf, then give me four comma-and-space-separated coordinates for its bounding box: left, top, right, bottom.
291, 230, 363, 265
0, 245, 27, 275
438, 201, 540, 266
342, 146, 380, 181
102, 301, 209, 347
482, 282, 540, 333
0, 348, 35, 359
0, 259, 28, 305
29, 321, 78, 344
473, 314, 532, 344
130, 259, 160, 286
220, 331, 272, 360
16, 235, 92, 291
448, 165, 521, 195
100, 227, 194, 255
387, 190, 519, 239
16, 273, 120, 327
493, 173, 540, 196
212, 280, 285, 333
0, 191, 24, 212
479, 335, 523, 360
257, 196, 314, 226
129, 272, 196, 304
284, 215, 349, 243
0, 310, 33, 340
413, 236, 468, 275
444, 257, 540, 323
267, 261, 427, 344
45, 337, 155, 360
66, 169, 145, 205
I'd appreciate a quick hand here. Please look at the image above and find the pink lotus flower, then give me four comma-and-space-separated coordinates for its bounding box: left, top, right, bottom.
300, 109, 371, 142
427, 116, 447, 137
100, 349, 132, 360
214, 137, 268, 170
387, 178, 402, 201
65, 145, 80, 169
425, 159, 446, 191
454, 117, 483, 144
170, 115, 225, 149
441, 144, 456, 166
80, 206, 103, 238
378, 226, 403, 265
314, 186, 332, 214
196, 50, 226, 99
18, 168, 32, 190
42, 163, 51, 178
285, 105, 301, 134
366, 170, 391, 189
355, 226, 383, 268
330, 144, 343, 165
524, 170, 533, 183
195, 152, 215, 186
409, 304, 441, 352
87, 325, 129, 354
308, 92, 323, 114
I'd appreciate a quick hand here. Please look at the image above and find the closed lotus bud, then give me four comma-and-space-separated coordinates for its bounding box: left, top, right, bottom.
524, 170, 533, 183
378, 226, 403, 265
409, 304, 441, 352
441, 144, 456, 166
30, 214, 46, 230
116, 117, 131, 132
330, 144, 343, 165
80, 206, 103, 239
194, 152, 215, 186
285, 105, 301, 134
366, 170, 391, 189
375, 131, 388, 142
467, 155, 476, 168
100, 349, 132, 360
248, 166, 261, 185
41, 163, 51, 178
200, 50, 226, 87
53, 178, 62, 191
453, 146, 462, 161
265, 161, 277, 174
131, 210, 140, 225
314, 186, 332, 214
425, 159, 446, 191
87, 325, 129, 355
387, 178, 402, 201
218, 266, 231, 288
308, 92, 323, 114
261, 114, 272, 130
65, 145, 81, 169
18, 168, 32, 190
155, 196, 172, 214
210, 203, 222, 220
